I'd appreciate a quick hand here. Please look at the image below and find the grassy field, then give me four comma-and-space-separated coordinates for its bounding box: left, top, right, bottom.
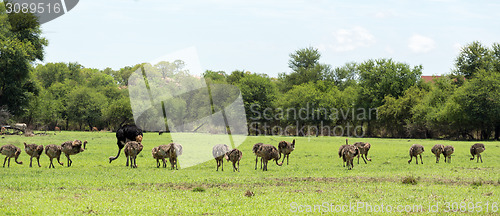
0, 132, 499, 215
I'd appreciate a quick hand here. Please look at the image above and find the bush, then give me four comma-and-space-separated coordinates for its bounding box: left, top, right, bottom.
471, 180, 482, 188
402, 175, 418, 185
192, 186, 205, 192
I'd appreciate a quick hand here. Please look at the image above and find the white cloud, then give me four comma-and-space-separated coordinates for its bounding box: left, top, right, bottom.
374, 12, 389, 18
373, 10, 395, 19
408, 34, 436, 53
323, 26, 375, 52
385, 46, 395, 54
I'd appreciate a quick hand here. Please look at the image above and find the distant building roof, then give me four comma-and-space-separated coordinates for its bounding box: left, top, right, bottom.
421, 76, 441, 82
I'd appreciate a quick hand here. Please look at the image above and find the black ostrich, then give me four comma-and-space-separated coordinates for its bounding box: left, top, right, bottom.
109, 125, 143, 164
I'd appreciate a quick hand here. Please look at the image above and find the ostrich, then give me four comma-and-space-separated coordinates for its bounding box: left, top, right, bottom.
442, 145, 454, 163
24, 142, 44, 167
408, 144, 425, 165
0, 144, 22, 167
353, 142, 372, 164
109, 125, 143, 164
470, 143, 485, 163
213, 144, 231, 171
124, 141, 143, 168
252, 143, 264, 170
152, 145, 169, 168
165, 143, 183, 170
61, 140, 85, 167
224, 148, 243, 172
341, 145, 359, 170
45, 144, 64, 168
278, 139, 295, 165
431, 144, 444, 163
338, 139, 350, 167
256, 144, 283, 171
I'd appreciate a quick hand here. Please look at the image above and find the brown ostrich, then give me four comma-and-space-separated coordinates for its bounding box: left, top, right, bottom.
431, 144, 444, 163
408, 144, 425, 165
256, 144, 283, 171
224, 148, 243, 172
278, 139, 295, 165
61, 140, 85, 167
45, 144, 64, 168
470, 143, 485, 163
24, 142, 44, 167
0, 144, 23, 167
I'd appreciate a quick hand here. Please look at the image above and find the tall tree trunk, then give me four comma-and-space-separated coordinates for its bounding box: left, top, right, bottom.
366, 120, 371, 137
495, 124, 500, 140
481, 129, 488, 140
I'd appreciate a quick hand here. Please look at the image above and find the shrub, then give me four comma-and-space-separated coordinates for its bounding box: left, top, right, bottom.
192, 186, 205, 192
471, 180, 482, 188
402, 175, 418, 185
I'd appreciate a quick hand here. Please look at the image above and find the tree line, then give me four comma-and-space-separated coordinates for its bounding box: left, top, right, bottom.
1, 3, 499, 139
205, 44, 499, 140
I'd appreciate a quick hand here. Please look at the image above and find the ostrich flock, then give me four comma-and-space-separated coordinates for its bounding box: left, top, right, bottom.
0, 125, 488, 171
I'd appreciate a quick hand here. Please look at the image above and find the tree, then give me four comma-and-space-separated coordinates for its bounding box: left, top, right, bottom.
105, 64, 142, 86
279, 81, 341, 136
453, 71, 500, 140
237, 73, 277, 135
25, 89, 63, 129
67, 87, 107, 130
226, 70, 246, 85
33, 63, 73, 88
84, 68, 116, 89
356, 59, 422, 136
454, 41, 493, 79
410, 76, 457, 139
325, 62, 358, 90
279, 47, 330, 92
0, 2, 47, 116
203, 70, 227, 83
378, 86, 427, 138
288, 47, 321, 71
103, 96, 134, 129
492, 43, 500, 73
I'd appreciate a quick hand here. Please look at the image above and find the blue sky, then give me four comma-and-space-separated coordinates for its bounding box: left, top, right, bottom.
40, 0, 500, 77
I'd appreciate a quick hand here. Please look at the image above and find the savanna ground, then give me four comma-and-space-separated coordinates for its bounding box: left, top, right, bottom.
0, 132, 499, 215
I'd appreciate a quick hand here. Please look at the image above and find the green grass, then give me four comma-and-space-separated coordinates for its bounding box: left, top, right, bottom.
0, 132, 499, 215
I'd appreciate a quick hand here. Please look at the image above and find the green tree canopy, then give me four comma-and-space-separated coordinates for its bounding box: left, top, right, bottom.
237, 73, 277, 124
453, 70, 500, 140
0, 2, 47, 116
279, 47, 330, 92
67, 87, 107, 130
356, 58, 422, 136
203, 70, 227, 83
454, 41, 494, 79
226, 70, 247, 85
357, 59, 423, 109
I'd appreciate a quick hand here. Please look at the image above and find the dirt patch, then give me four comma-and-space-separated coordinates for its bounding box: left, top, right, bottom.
269, 176, 499, 186
122, 175, 499, 192
244, 190, 254, 197
129, 182, 236, 191
456, 167, 494, 171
